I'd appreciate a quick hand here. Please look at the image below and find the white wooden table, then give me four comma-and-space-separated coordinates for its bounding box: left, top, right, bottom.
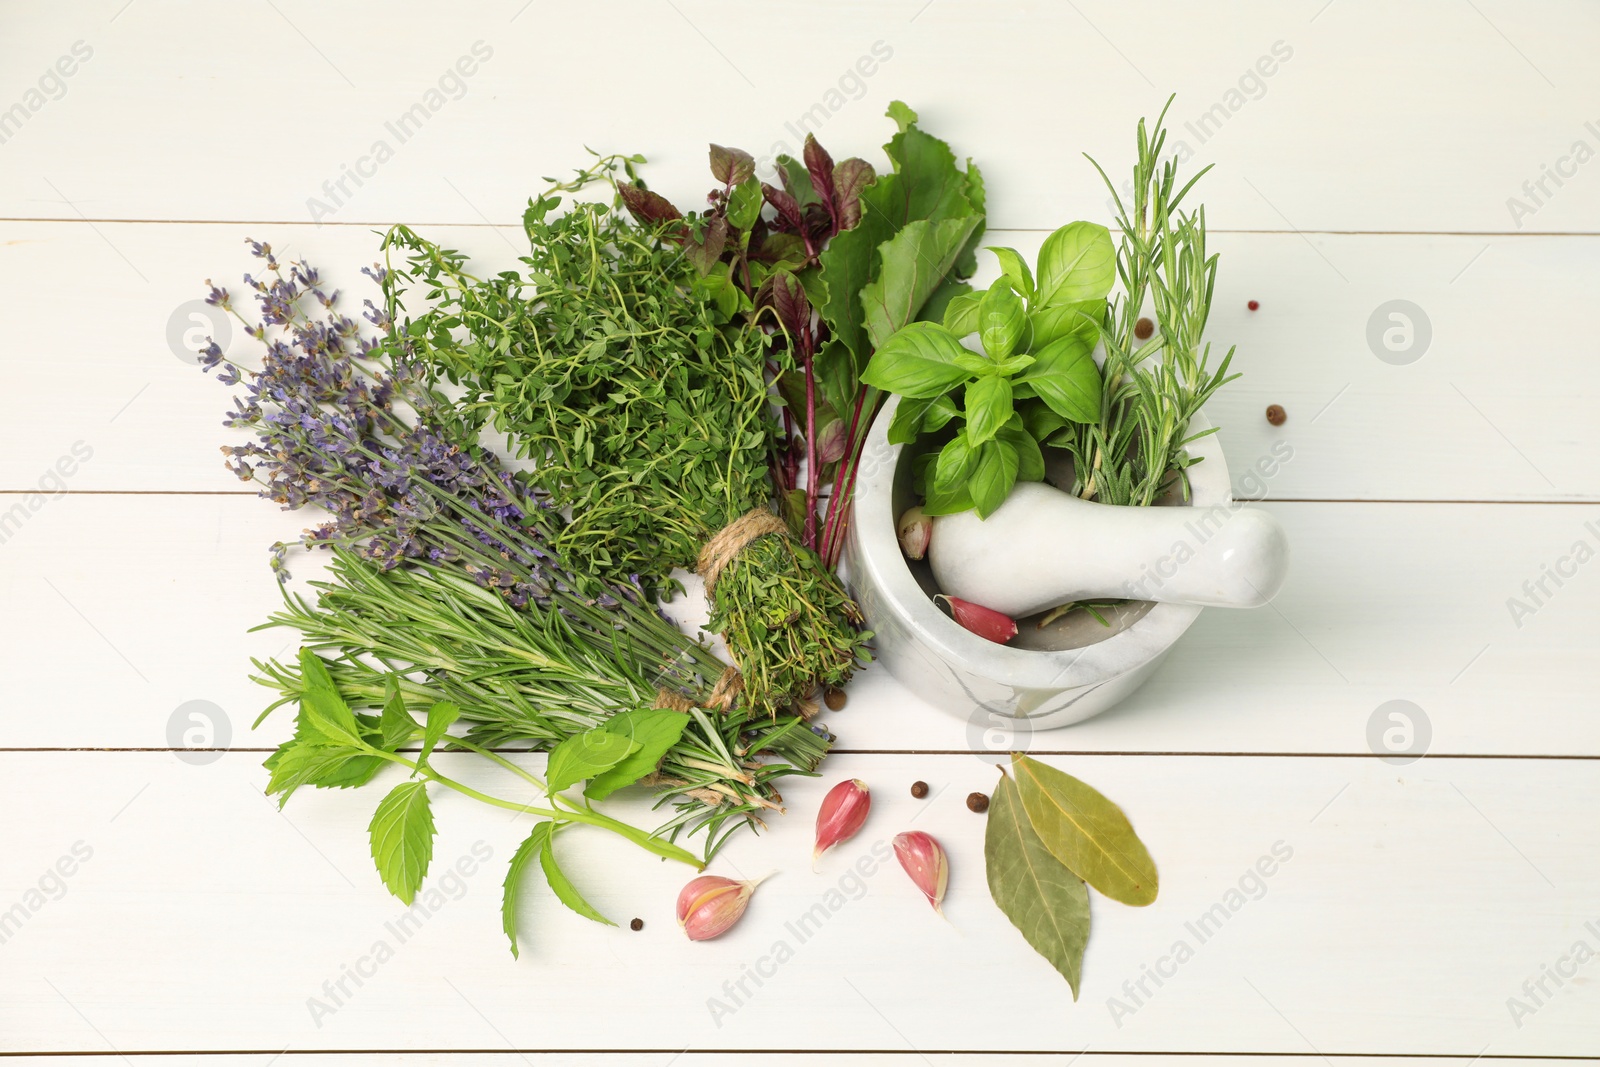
3, 2, 1598, 1062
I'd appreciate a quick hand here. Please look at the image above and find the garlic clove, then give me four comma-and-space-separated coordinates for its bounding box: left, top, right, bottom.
813, 778, 871, 865
893, 830, 950, 914
676, 874, 762, 941
897, 506, 932, 560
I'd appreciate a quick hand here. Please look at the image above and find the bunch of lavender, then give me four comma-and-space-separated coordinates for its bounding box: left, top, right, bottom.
199, 241, 828, 854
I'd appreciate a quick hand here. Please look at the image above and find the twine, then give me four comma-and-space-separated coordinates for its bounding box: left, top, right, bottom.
695, 507, 790, 595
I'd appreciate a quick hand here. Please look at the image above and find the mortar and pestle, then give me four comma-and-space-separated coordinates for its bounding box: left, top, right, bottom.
843, 396, 1289, 730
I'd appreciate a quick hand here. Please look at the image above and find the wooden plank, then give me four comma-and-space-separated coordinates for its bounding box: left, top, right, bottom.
3, 495, 1596, 755
2, 222, 1596, 502
1, 750, 1595, 1054
1, 2, 1596, 233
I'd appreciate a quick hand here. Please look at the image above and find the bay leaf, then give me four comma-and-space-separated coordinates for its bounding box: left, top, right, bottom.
1012, 754, 1159, 907
986, 772, 1091, 998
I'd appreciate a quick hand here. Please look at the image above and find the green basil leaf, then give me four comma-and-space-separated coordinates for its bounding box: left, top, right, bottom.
942, 291, 981, 336
964, 374, 1013, 447
297, 648, 363, 747
545, 729, 640, 795
887, 395, 935, 446
1031, 299, 1103, 349
1035, 222, 1116, 307
416, 700, 461, 768
1011, 754, 1159, 907
368, 780, 435, 905
986, 772, 1090, 998
921, 475, 975, 516
860, 321, 974, 399
502, 822, 553, 958
988, 246, 1036, 300
978, 280, 1028, 360
725, 176, 764, 230
952, 350, 994, 376
1021, 398, 1069, 443
993, 354, 1035, 377
969, 437, 1020, 518
933, 431, 976, 490
378, 676, 416, 751
1021, 335, 1102, 423
585, 708, 691, 800
539, 832, 616, 926
997, 422, 1046, 483
923, 394, 962, 433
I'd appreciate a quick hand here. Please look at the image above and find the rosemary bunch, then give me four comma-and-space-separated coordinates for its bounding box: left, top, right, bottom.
252, 550, 828, 856
1072, 98, 1240, 506
380, 159, 868, 718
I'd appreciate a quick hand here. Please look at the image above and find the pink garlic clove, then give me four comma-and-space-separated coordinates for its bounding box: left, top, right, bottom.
813, 778, 871, 865
893, 830, 950, 913
676, 874, 762, 941
897, 506, 932, 560
938, 595, 1018, 644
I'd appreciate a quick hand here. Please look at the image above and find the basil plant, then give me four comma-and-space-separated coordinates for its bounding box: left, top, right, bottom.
860, 222, 1116, 518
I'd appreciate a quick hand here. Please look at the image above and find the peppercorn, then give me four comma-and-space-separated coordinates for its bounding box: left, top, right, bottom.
823, 687, 847, 711
1247, 299, 1260, 311
966, 791, 990, 813
630, 918, 644, 931
1133, 317, 1154, 340
910, 780, 929, 799
1266, 404, 1287, 426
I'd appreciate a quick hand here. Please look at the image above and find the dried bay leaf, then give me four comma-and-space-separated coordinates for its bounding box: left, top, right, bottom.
1012, 754, 1159, 907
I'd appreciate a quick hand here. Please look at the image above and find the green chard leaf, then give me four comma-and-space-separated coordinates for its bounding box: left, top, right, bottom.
368, 780, 436, 905
1011, 754, 1159, 907
502, 822, 553, 959
1035, 222, 1116, 307
585, 708, 691, 800
545, 728, 640, 795
986, 771, 1091, 998
540, 832, 616, 926
862, 216, 983, 350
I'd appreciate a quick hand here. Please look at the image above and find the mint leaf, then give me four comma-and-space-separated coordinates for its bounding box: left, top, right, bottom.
539, 832, 616, 926
545, 729, 639, 795
368, 781, 435, 905
502, 822, 553, 959
264, 740, 381, 806
585, 708, 691, 801
296, 648, 362, 747
416, 700, 462, 768
378, 676, 416, 751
